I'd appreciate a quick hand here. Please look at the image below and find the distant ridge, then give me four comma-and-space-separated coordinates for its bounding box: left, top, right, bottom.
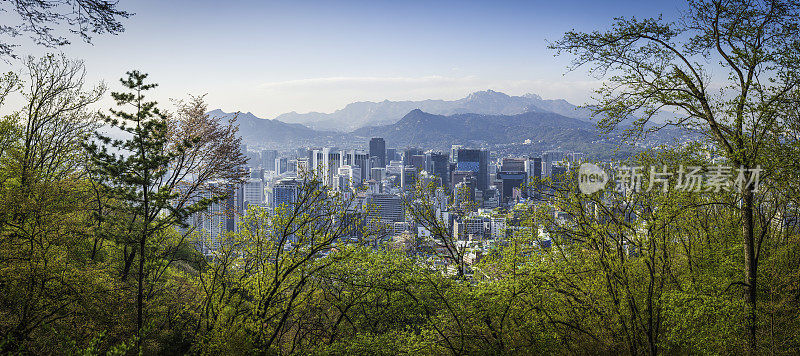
207, 109, 325, 144
273, 90, 596, 132
352, 109, 598, 149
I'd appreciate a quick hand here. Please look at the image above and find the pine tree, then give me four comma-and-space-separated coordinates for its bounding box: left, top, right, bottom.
84, 70, 209, 350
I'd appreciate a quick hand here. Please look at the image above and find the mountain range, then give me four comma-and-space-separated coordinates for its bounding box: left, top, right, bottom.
209, 90, 687, 159
352, 109, 598, 148
274, 90, 596, 131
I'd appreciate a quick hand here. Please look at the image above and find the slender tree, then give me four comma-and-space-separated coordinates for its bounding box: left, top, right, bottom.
85, 71, 247, 350
549, 0, 800, 351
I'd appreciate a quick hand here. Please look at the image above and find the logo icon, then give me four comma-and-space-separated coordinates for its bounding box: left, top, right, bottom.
578, 163, 608, 194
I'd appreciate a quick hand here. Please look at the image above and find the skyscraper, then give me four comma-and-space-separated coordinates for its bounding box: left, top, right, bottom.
274, 157, 288, 174
428, 152, 450, 188
501, 157, 526, 172
403, 147, 423, 166
261, 149, 277, 171
531, 157, 542, 181
273, 178, 301, 209
386, 148, 397, 162
241, 178, 265, 208
450, 145, 462, 163
456, 148, 489, 191
364, 193, 404, 223
497, 171, 526, 204
369, 138, 386, 168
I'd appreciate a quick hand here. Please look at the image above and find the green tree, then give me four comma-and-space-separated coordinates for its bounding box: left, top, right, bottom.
85, 71, 247, 351
549, 0, 800, 351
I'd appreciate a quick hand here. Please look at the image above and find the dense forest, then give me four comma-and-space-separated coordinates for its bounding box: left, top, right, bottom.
2, 0, 800, 354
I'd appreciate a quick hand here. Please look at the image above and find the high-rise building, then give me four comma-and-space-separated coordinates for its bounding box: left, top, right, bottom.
370, 167, 386, 182
401, 166, 418, 190
497, 171, 526, 204
542, 150, 566, 178
428, 152, 450, 188
386, 148, 398, 162
311, 148, 343, 187
274, 157, 288, 174
186, 183, 237, 255
364, 193, 404, 223
369, 138, 386, 168
529, 157, 542, 181
337, 165, 362, 191
551, 164, 568, 182
295, 158, 309, 176
273, 178, 301, 209
501, 157, 526, 172
343, 149, 369, 185
241, 178, 264, 208
409, 154, 427, 171
403, 147, 423, 166
456, 148, 489, 191
261, 150, 278, 171
451, 145, 462, 163
568, 152, 585, 162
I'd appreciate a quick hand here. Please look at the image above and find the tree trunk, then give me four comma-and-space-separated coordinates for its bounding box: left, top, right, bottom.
136, 235, 145, 350
742, 189, 757, 353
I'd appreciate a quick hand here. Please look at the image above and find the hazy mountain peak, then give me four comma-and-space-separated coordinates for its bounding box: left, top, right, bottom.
273, 90, 594, 131
465, 89, 510, 100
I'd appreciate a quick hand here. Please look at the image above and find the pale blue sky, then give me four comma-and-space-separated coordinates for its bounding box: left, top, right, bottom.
1, 0, 687, 118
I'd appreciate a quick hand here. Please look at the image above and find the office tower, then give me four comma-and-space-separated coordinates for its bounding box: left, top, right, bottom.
368, 156, 381, 178
261, 149, 277, 171
241, 178, 265, 208
273, 178, 301, 209
428, 152, 450, 188
497, 171, 526, 204
295, 158, 309, 175
311, 147, 343, 187
249, 168, 263, 180
386, 148, 397, 162
369, 138, 386, 168
451, 170, 476, 187
530, 157, 542, 181
403, 147, 423, 166
274, 157, 288, 174
343, 149, 369, 185
409, 154, 427, 171
490, 216, 507, 240
401, 166, 418, 190
542, 150, 566, 178
386, 160, 403, 175
337, 165, 361, 191
551, 164, 568, 180
483, 186, 500, 209
568, 152, 585, 162
501, 157, 526, 172
190, 183, 236, 255
370, 167, 386, 182
451, 145, 462, 163
456, 148, 489, 191
364, 193, 404, 223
